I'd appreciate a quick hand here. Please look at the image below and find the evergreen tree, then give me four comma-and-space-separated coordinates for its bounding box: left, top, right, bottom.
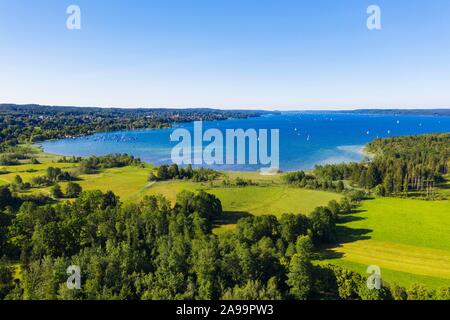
286, 254, 313, 300
157, 165, 170, 180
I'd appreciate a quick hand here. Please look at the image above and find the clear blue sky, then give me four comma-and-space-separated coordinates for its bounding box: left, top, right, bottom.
1, 0, 450, 110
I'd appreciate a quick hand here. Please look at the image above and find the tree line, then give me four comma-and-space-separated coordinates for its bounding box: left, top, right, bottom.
149, 164, 220, 183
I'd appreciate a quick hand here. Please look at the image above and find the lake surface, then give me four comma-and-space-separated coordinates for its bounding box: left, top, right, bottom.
40, 112, 450, 171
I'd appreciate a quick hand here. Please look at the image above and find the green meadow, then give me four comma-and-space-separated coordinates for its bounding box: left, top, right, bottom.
0, 163, 77, 187
142, 181, 342, 233
321, 196, 450, 288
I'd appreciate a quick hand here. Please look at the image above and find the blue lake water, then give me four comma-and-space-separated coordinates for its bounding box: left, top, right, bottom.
40, 112, 450, 171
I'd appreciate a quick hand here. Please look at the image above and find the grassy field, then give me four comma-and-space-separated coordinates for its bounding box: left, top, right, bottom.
141, 175, 342, 233
0, 145, 154, 200
209, 186, 340, 217
321, 197, 450, 288
0, 163, 77, 187
73, 166, 154, 201
142, 181, 341, 216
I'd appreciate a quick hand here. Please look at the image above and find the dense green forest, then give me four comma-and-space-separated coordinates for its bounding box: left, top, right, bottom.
312, 134, 450, 198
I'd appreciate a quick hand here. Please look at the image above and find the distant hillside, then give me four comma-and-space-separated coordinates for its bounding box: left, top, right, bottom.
0, 103, 271, 117
349, 109, 450, 116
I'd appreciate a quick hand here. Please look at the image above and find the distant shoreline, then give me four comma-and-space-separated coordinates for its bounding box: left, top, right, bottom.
2, 103, 450, 117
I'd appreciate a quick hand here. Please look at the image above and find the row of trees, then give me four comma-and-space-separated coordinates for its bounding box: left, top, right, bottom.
50, 182, 83, 199
283, 170, 345, 193
222, 177, 257, 187
74, 154, 143, 175
149, 164, 219, 183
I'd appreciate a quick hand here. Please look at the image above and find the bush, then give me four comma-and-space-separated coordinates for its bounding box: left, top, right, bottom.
66, 182, 82, 198
50, 184, 64, 198
31, 176, 51, 187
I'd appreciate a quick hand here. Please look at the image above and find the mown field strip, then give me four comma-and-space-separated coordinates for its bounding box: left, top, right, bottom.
335, 240, 450, 279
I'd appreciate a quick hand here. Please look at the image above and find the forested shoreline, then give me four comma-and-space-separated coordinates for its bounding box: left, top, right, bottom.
0, 104, 266, 152
312, 134, 450, 199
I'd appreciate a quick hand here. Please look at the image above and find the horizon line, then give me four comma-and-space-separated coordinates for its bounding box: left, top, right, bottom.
1, 102, 450, 112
